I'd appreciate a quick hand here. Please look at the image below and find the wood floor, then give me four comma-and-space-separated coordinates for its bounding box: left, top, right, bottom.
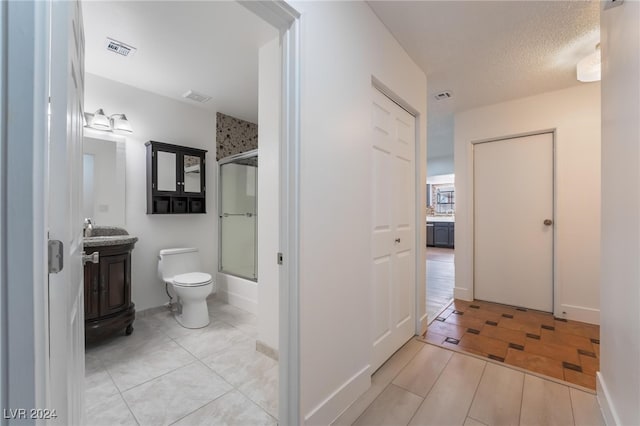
422, 299, 600, 390
334, 338, 603, 426
426, 247, 454, 322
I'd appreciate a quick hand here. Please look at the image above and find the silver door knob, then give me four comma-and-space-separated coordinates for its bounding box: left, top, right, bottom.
544, 219, 553, 226
82, 251, 99, 265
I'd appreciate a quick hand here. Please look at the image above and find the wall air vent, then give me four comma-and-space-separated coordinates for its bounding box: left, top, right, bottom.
105, 38, 137, 57
434, 91, 453, 101
182, 90, 212, 104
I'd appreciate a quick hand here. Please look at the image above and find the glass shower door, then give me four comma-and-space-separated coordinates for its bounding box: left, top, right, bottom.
219, 155, 258, 281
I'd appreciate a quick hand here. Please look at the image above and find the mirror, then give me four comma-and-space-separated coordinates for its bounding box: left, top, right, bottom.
157, 151, 177, 191
183, 154, 201, 193
82, 132, 126, 226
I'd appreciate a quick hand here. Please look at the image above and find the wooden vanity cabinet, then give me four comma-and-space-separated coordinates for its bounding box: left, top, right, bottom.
84, 242, 136, 342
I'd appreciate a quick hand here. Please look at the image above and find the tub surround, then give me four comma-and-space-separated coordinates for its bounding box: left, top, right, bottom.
216, 112, 258, 160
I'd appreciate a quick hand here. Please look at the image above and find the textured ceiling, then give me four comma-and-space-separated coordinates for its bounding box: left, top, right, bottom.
83, 1, 278, 123
369, 1, 601, 160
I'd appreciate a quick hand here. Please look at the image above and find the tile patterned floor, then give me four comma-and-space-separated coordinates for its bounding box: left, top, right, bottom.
333, 339, 604, 426
85, 297, 277, 426
421, 299, 600, 390
426, 247, 454, 322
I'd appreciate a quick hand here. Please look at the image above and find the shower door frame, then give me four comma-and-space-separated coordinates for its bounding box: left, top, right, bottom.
217, 149, 259, 282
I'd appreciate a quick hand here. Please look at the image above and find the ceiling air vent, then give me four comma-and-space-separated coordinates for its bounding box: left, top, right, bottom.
105, 38, 137, 57
434, 91, 453, 101
182, 90, 212, 104
604, 0, 623, 10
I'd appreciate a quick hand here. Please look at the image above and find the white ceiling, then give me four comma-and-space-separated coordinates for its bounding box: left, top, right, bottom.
82, 1, 278, 123
369, 1, 601, 160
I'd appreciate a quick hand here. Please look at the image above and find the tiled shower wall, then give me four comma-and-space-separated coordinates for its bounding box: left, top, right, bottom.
216, 112, 258, 161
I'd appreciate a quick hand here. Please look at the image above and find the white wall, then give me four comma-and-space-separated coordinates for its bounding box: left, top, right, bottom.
290, 2, 428, 424
598, 1, 640, 424
257, 37, 281, 354
427, 154, 454, 176
85, 73, 217, 311
454, 83, 601, 324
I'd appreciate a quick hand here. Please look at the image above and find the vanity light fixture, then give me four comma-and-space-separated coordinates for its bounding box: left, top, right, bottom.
110, 114, 133, 133
577, 43, 601, 83
83, 109, 133, 133
88, 108, 110, 130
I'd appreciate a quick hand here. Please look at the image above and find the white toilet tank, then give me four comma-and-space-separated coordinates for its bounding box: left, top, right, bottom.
158, 248, 202, 282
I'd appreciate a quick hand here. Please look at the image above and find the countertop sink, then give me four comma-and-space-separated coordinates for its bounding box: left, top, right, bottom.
84, 227, 138, 247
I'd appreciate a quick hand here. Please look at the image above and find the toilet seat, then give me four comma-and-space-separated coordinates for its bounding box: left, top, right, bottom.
173, 272, 212, 287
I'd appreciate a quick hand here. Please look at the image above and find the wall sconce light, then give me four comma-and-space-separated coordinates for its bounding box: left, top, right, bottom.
577, 43, 601, 83
84, 109, 133, 133
110, 114, 133, 133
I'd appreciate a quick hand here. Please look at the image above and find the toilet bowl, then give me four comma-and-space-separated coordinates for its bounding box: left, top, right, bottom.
158, 248, 214, 329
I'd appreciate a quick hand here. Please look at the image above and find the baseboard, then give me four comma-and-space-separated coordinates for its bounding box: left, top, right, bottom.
256, 340, 279, 361
454, 286, 472, 301
419, 311, 428, 335
218, 289, 258, 314
304, 365, 371, 426
557, 304, 600, 325
597, 372, 620, 426
137, 303, 170, 317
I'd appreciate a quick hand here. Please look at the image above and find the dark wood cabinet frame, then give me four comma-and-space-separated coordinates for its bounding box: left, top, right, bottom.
146, 140, 208, 214
84, 241, 136, 342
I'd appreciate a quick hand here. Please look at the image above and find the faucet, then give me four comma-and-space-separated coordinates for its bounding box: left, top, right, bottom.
84, 218, 93, 237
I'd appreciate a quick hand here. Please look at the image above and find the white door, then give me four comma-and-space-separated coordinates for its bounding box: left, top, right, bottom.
474, 133, 554, 312
371, 87, 416, 372
48, 1, 86, 424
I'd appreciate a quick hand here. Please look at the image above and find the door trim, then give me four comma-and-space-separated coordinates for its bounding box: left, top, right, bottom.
0, 0, 51, 414
471, 129, 558, 315
240, 2, 303, 424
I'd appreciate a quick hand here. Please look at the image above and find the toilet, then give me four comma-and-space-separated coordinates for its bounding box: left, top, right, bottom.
158, 248, 214, 328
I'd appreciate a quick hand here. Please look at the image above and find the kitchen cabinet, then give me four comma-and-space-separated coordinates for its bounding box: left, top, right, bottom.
427, 221, 455, 248
146, 141, 207, 214
426, 223, 434, 247
84, 241, 136, 341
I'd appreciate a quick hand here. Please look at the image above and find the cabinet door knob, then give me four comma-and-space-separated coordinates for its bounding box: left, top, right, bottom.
395, 238, 401, 243
82, 251, 99, 265
544, 219, 553, 226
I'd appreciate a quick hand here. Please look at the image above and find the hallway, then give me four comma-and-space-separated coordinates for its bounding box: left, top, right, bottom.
335, 339, 604, 426
426, 247, 455, 321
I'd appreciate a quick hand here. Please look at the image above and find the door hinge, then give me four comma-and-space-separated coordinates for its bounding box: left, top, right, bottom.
277, 252, 283, 265
48, 240, 64, 273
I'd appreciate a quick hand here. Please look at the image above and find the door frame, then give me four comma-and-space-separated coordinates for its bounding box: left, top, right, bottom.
0, 0, 51, 415
1, 0, 303, 424
471, 129, 558, 315
371, 77, 428, 339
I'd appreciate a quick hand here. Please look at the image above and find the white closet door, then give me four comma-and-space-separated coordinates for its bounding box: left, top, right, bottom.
371, 87, 416, 372
474, 133, 554, 312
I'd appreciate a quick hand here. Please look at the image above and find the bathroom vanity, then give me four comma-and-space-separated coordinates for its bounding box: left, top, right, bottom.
83, 227, 138, 342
